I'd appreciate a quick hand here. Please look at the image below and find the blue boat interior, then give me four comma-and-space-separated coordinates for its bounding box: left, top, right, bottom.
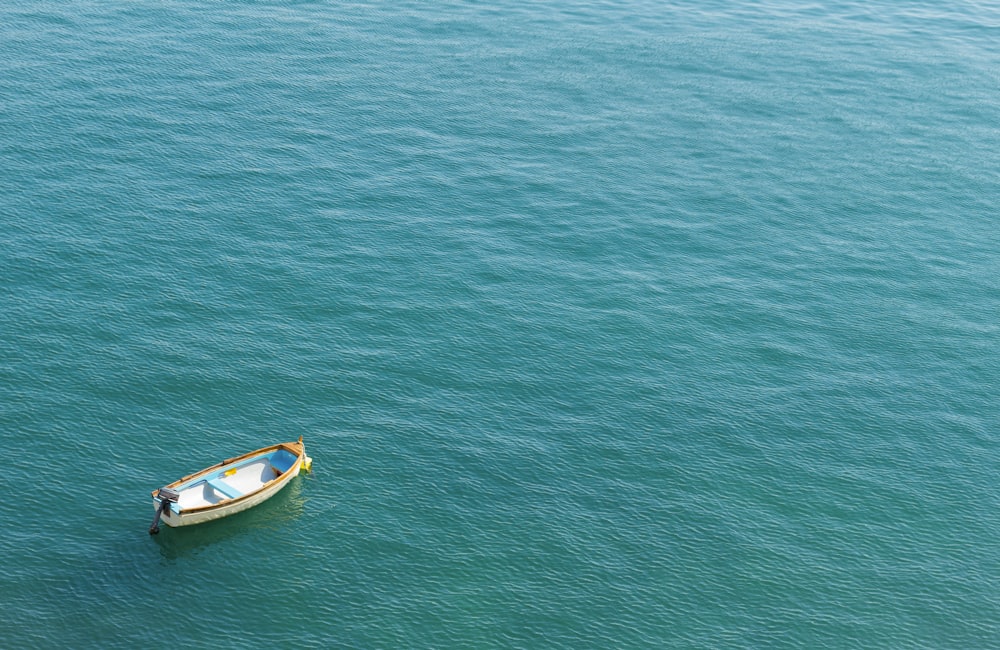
270, 449, 298, 473
205, 478, 241, 499
158, 447, 299, 513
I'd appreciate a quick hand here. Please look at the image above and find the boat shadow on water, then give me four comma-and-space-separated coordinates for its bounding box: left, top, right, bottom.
151, 478, 308, 561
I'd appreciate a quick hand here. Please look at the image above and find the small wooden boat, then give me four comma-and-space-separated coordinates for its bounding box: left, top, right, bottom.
149, 437, 312, 534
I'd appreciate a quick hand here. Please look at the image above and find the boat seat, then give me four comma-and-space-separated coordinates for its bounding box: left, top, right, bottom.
206, 478, 241, 500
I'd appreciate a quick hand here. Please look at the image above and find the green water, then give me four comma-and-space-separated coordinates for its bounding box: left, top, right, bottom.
2, 1, 999, 647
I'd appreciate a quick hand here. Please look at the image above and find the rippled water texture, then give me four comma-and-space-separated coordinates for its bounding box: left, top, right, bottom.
2, 1, 999, 647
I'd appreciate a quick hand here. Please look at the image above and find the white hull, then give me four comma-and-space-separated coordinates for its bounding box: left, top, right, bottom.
151, 438, 309, 530
159, 461, 301, 528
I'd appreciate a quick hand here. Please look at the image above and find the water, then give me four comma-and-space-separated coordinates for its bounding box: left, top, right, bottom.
2, 1, 999, 647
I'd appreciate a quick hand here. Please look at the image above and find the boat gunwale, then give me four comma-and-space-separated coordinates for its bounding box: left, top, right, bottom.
151, 440, 304, 515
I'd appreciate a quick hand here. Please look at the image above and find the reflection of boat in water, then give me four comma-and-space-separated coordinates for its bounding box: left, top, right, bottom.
149, 437, 312, 534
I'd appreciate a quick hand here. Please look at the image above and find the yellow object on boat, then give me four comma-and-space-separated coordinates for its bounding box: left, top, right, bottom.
302, 456, 313, 473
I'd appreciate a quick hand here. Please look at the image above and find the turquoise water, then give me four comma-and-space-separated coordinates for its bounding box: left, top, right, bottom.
2, 1, 999, 647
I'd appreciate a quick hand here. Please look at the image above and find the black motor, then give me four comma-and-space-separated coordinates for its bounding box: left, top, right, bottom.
148, 487, 180, 535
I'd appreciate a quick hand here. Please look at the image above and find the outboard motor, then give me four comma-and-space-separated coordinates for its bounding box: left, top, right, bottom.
149, 487, 180, 535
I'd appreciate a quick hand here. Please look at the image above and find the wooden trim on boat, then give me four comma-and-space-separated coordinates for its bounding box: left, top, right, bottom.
150, 438, 305, 505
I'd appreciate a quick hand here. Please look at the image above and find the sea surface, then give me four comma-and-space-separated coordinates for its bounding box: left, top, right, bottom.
2, 1, 999, 647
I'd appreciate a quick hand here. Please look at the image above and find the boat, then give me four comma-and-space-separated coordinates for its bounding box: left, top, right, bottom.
149, 436, 312, 534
